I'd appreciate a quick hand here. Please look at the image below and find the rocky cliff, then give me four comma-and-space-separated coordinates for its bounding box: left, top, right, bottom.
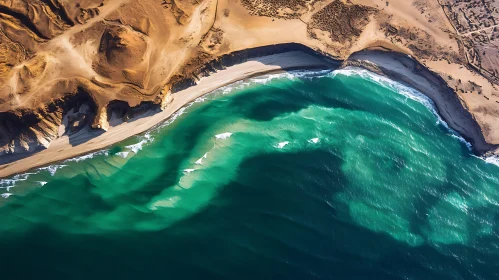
1, 0, 498, 158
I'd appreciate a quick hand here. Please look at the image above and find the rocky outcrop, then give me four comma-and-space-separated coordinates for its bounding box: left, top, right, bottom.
0, 88, 97, 156
1, 0, 499, 164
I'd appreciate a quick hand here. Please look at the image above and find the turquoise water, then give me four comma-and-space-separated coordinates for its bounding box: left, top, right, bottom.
1, 68, 499, 279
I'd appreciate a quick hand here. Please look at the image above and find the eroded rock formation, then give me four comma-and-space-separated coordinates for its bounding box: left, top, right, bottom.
0, 0, 498, 159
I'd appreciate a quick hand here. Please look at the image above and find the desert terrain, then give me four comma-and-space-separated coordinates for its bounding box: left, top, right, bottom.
1, 0, 499, 177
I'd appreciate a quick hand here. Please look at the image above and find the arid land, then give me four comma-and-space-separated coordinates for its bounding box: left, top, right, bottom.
1, 0, 499, 177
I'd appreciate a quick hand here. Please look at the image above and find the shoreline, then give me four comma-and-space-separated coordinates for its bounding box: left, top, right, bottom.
345, 50, 496, 154
0, 51, 332, 178
0, 48, 496, 178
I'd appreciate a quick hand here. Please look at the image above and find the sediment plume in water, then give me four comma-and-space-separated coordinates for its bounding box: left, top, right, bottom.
1, 69, 498, 279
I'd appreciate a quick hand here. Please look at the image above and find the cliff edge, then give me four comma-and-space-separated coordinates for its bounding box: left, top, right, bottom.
1, 0, 498, 159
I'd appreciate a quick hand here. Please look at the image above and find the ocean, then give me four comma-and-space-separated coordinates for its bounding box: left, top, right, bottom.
1, 68, 499, 279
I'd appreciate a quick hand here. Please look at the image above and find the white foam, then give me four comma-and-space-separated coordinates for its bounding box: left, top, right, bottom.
114, 133, 156, 157
450, 134, 473, 150
255, 69, 331, 84
156, 107, 188, 129
332, 68, 437, 115
0, 173, 31, 188
183, 169, 196, 174
215, 132, 233, 140
332, 68, 438, 116
0, 172, 45, 193
38, 165, 67, 176
211, 69, 331, 96
38, 181, 48, 186
331, 67, 473, 150
143, 132, 154, 141
116, 151, 130, 158
125, 139, 148, 154
0, 185, 13, 192
309, 138, 320, 144
0, 179, 16, 187
13, 173, 33, 180
195, 153, 208, 165
484, 155, 499, 167
1, 193, 12, 199
277, 141, 290, 149
215, 79, 251, 95
64, 150, 109, 163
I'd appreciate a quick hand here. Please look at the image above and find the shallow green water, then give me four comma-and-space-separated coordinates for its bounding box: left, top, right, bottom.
1, 68, 499, 279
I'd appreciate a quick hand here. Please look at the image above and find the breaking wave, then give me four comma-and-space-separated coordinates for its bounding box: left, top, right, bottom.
309, 138, 319, 144
64, 150, 109, 163
331, 67, 473, 150
484, 155, 499, 167
195, 153, 209, 165
38, 165, 67, 176
215, 132, 233, 140
276, 141, 290, 149
0, 66, 499, 279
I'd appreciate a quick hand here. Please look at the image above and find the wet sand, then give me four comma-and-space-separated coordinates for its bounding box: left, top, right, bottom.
0, 51, 331, 178
1, 49, 495, 178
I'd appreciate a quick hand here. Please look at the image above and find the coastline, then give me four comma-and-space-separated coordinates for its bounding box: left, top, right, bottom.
0, 51, 332, 178
0, 48, 496, 178
345, 50, 496, 154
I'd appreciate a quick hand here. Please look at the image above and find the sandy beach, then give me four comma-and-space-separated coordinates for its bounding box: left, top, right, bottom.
2, 0, 499, 178
2, 1, 499, 277
1, 48, 495, 178
0, 51, 331, 178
